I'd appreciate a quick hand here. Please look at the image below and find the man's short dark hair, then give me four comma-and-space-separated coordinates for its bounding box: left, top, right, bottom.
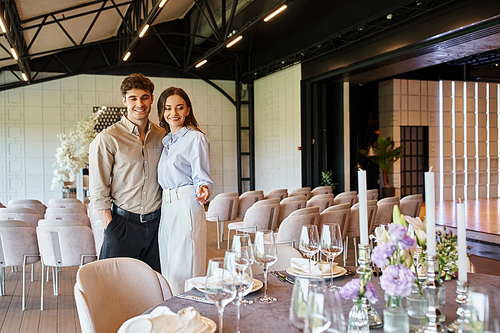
120, 73, 154, 96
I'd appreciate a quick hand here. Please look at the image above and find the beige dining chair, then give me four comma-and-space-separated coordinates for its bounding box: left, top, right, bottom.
37, 219, 97, 310
206, 192, 239, 249
45, 207, 92, 228
318, 203, 351, 240
366, 189, 379, 201
333, 191, 358, 207
264, 189, 288, 201
278, 195, 307, 228
8, 199, 47, 217
311, 186, 333, 197
345, 200, 378, 264
306, 193, 334, 213
226, 199, 280, 249
400, 194, 423, 218
74, 257, 172, 333
288, 187, 312, 200
275, 207, 320, 249
48, 198, 87, 214
0, 220, 40, 310
236, 190, 264, 220
0, 207, 42, 229
374, 196, 400, 230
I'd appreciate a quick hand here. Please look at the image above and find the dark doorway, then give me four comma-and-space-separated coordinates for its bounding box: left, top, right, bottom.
400, 126, 429, 198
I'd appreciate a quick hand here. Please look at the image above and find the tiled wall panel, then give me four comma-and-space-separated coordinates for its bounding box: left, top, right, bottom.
380, 78, 500, 201
0, 74, 237, 205
255, 65, 302, 195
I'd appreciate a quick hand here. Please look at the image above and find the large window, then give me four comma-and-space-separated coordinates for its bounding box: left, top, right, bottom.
400, 126, 428, 197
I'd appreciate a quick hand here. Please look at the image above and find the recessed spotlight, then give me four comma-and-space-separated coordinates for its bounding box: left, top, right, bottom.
386, 13, 393, 20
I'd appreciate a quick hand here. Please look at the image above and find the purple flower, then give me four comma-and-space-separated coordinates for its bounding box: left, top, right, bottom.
364, 282, 379, 304
398, 235, 416, 250
388, 224, 407, 241
371, 243, 395, 268
380, 264, 416, 297
340, 279, 360, 300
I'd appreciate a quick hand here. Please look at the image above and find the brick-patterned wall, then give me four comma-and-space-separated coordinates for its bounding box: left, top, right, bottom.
0, 74, 237, 205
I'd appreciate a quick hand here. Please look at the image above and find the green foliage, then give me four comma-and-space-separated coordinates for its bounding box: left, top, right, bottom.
320, 170, 336, 192
359, 136, 405, 187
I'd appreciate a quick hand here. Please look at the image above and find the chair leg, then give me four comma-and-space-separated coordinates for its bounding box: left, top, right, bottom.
0, 267, 4, 296
216, 220, 220, 250
53, 267, 59, 296
22, 258, 26, 311
40, 264, 44, 311
220, 221, 224, 241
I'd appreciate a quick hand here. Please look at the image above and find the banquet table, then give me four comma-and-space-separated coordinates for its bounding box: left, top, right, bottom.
146, 270, 499, 333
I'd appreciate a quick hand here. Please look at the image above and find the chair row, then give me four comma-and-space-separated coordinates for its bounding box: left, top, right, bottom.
0, 219, 97, 311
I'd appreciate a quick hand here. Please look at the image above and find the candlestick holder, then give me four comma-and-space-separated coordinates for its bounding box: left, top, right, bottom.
356, 244, 383, 329
417, 255, 446, 333
445, 281, 471, 332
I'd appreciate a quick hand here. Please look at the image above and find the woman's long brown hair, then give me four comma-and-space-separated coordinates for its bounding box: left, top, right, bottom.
157, 87, 202, 134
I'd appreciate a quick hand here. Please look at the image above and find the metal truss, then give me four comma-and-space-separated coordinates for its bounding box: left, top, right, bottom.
245, 0, 458, 80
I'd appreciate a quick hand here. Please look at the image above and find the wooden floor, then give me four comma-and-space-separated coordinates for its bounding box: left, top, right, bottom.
2, 199, 500, 332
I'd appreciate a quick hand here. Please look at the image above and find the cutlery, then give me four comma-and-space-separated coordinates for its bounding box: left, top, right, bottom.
175, 294, 214, 304
271, 271, 287, 283
275, 271, 294, 285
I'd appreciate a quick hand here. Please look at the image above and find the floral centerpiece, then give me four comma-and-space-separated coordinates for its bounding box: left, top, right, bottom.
51, 113, 100, 190
370, 207, 417, 332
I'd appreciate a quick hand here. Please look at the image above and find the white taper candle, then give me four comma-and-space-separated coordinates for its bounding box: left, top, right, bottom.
424, 170, 436, 256
357, 169, 369, 245
457, 201, 467, 282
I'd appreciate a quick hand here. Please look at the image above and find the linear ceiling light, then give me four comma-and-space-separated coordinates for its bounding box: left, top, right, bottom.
264, 5, 287, 22
123, 51, 131, 61
139, 24, 150, 38
21, 73, 28, 81
0, 16, 6, 33
159, 0, 168, 8
10, 48, 18, 60
195, 59, 207, 68
226, 35, 243, 48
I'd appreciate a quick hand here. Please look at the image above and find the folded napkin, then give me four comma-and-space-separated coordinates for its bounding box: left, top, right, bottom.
290, 258, 336, 275
117, 306, 207, 333
184, 276, 207, 292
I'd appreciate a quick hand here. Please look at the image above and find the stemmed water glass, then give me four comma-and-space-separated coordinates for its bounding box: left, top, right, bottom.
231, 234, 254, 333
299, 225, 321, 277
205, 253, 237, 333
321, 223, 343, 290
254, 230, 278, 303
305, 282, 346, 333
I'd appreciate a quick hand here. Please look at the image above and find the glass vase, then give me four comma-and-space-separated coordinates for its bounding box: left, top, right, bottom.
383, 295, 409, 333
406, 283, 428, 331
437, 283, 446, 322
347, 300, 369, 333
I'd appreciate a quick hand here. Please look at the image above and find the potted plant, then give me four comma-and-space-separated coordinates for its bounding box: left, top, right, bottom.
359, 136, 404, 198
320, 170, 336, 193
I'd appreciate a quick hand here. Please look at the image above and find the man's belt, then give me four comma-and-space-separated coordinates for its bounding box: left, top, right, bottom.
112, 205, 161, 223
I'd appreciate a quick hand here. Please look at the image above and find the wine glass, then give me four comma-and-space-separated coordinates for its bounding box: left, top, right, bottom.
254, 230, 278, 303
232, 233, 255, 306
233, 258, 253, 333
299, 225, 321, 277
305, 282, 346, 333
205, 253, 237, 333
321, 223, 343, 290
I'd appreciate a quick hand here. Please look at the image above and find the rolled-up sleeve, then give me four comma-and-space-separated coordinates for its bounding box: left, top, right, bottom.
89, 133, 114, 210
190, 134, 213, 193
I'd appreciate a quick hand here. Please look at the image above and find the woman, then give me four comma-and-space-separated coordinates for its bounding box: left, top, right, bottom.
156, 87, 212, 295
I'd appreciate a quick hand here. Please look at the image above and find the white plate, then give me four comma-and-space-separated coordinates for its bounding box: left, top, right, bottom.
200, 317, 216, 333
194, 279, 263, 294
285, 265, 347, 278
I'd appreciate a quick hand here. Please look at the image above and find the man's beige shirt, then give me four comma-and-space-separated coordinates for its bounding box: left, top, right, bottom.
89, 116, 165, 214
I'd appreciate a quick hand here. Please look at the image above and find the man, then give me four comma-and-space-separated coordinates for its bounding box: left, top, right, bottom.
89, 73, 165, 272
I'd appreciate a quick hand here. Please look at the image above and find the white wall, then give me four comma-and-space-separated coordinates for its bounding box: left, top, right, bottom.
0, 74, 237, 205
254, 65, 302, 195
